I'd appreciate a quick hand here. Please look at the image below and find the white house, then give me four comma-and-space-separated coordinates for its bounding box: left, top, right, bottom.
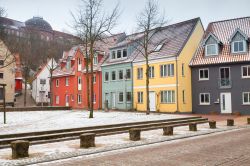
32, 58, 57, 106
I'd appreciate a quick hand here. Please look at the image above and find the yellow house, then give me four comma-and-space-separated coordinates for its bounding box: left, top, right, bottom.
132, 18, 204, 113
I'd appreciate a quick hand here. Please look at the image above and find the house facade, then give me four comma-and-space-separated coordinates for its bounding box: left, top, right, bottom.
190, 17, 250, 115
52, 34, 123, 109
133, 18, 204, 113
101, 33, 142, 110
14, 54, 23, 95
0, 39, 15, 106
32, 58, 57, 105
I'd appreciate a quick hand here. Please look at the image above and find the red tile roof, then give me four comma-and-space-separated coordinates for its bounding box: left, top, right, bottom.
190, 17, 250, 66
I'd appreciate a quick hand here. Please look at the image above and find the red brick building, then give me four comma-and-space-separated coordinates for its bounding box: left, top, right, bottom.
52, 34, 124, 109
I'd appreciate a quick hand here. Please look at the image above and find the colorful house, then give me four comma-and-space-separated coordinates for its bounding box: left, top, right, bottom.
132, 18, 204, 113
32, 58, 57, 106
101, 32, 143, 110
52, 34, 123, 109
190, 17, 250, 115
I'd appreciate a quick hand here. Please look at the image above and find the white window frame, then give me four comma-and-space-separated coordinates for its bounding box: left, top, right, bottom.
56, 79, 59, 87
199, 68, 209, 81
149, 66, 155, 78
205, 44, 218, 56
78, 76, 82, 90
93, 54, 98, 65
241, 65, 250, 78
56, 96, 59, 104
242, 92, 250, 105
118, 92, 124, 103
232, 40, 246, 53
65, 77, 69, 86
111, 71, 116, 81
77, 58, 82, 71
119, 70, 123, 80
199, 93, 210, 105
125, 69, 131, 80
126, 92, 132, 102
104, 72, 109, 82
122, 49, 127, 58
161, 90, 175, 104
117, 50, 122, 59
77, 94, 82, 104
160, 64, 174, 77
137, 68, 143, 80
137, 91, 143, 103
111, 51, 116, 59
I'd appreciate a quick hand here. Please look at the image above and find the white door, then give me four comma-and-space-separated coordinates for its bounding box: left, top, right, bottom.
65, 95, 69, 106
112, 93, 116, 108
149, 91, 156, 111
220, 93, 232, 113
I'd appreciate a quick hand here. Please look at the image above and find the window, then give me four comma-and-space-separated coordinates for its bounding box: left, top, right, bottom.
65, 77, 69, 86
126, 92, 132, 102
126, 69, 131, 79
56, 79, 59, 87
77, 58, 82, 71
242, 66, 250, 78
0, 60, 4, 66
137, 92, 143, 103
182, 90, 185, 104
161, 90, 175, 103
118, 70, 123, 80
137, 68, 143, 79
66, 59, 71, 69
232, 41, 246, 53
0, 73, 3, 79
160, 64, 174, 77
93, 75, 96, 84
71, 94, 74, 101
199, 69, 209, 80
78, 77, 82, 85
40, 79, 46, 84
119, 92, 123, 102
78, 94, 82, 104
205, 44, 218, 56
149, 66, 155, 78
105, 72, 109, 81
243, 92, 250, 105
154, 44, 163, 52
112, 71, 116, 81
56, 96, 59, 104
93, 93, 96, 103
123, 49, 127, 57
117, 50, 122, 58
182, 63, 185, 76
93, 54, 98, 64
111, 51, 116, 59
199, 93, 210, 105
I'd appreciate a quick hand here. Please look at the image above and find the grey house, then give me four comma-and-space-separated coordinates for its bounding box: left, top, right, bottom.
190, 17, 250, 115
101, 33, 142, 110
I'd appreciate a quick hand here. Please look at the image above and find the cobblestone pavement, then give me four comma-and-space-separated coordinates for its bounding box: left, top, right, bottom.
38, 127, 250, 166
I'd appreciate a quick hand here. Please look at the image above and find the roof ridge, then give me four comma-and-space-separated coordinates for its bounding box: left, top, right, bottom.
209, 16, 250, 25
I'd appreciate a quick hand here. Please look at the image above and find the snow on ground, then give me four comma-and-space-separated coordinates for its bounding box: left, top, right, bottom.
0, 110, 189, 134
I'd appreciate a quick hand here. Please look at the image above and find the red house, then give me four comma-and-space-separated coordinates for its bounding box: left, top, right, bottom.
52, 34, 124, 109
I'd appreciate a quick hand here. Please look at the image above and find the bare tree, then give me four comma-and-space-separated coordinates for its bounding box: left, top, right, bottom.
72, 0, 119, 118
135, 0, 166, 115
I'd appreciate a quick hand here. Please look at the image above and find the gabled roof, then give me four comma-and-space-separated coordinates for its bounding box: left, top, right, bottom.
190, 16, 250, 66
228, 28, 249, 42
33, 58, 56, 80
202, 32, 222, 46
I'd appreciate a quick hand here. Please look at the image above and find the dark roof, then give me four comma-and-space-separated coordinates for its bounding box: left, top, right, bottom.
190, 16, 250, 66
25, 17, 53, 32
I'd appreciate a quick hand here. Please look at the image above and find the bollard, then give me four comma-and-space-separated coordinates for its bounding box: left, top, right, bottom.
209, 121, 216, 129
247, 118, 250, 125
104, 100, 109, 112
227, 119, 234, 126
80, 133, 96, 148
11, 140, 29, 159
189, 123, 197, 131
163, 126, 174, 136
129, 128, 141, 141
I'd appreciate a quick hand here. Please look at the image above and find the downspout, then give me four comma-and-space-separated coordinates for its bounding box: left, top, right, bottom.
131, 62, 133, 110
176, 57, 179, 112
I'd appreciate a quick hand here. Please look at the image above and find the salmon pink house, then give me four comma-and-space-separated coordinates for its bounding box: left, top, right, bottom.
51, 34, 124, 109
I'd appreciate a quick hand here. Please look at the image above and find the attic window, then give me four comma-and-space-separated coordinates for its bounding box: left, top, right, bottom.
205, 44, 218, 56
232, 40, 246, 53
154, 44, 163, 52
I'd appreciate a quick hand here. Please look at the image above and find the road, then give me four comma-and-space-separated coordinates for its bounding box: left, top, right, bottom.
37, 127, 250, 166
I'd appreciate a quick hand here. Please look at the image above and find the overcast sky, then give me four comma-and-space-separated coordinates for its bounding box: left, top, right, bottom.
1, 0, 250, 35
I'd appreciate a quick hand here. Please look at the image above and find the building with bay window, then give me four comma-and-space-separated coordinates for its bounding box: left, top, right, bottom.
190, 17, 250, 115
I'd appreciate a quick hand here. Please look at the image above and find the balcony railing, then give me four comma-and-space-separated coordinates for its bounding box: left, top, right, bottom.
218, 78, 232, 89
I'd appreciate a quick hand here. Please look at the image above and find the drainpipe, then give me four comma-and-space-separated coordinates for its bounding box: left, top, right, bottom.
176, 57, 179, 112
131, 62, 133, 110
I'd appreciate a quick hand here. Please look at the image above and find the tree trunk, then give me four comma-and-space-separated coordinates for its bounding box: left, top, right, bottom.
24, 67, 27, 107
89, 45, 94, 118
50, 59, 54, 106
146, 57, 150, 115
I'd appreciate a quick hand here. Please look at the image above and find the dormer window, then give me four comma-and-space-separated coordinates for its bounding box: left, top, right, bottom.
205, 44, 218, 56
117, 50, 122, 58
93, 54, 98, 65
111, 51, 116, 59
123, 49, 127, 58
232, 40, 246, 53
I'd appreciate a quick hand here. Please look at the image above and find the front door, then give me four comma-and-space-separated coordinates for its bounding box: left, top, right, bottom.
65, 95, 69, 107
149, 91, 156, 111
111, 93, 116, 109
220, 93, 232, 113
